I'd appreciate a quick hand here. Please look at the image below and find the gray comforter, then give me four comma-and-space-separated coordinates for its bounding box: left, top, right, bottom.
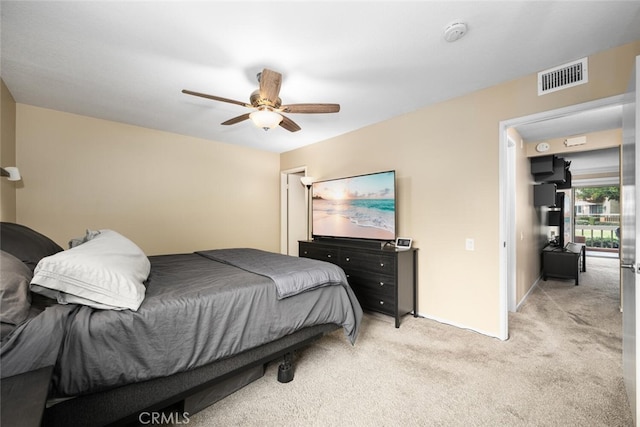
1, 250, 362, 397
197, 248, 349, 299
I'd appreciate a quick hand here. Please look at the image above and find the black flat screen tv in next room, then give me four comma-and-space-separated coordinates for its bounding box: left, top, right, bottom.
311, 170, 396, 241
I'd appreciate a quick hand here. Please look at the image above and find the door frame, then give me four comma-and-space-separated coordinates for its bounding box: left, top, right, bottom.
505, 134, 517, 314
280, 166, 308, 255
622, 55, 639, 424
498, 94, 626, 339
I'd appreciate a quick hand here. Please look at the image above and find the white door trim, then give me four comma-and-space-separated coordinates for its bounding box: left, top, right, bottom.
506, 134, 517, 314
280, 166, 308, 255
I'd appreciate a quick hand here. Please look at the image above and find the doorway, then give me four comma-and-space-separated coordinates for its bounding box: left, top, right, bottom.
499, 94, 626, 338
280, 167, 308, 256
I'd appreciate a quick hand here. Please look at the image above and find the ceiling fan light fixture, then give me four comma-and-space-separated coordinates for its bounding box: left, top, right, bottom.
183, 68, 337, 133
250, 107, 283, 131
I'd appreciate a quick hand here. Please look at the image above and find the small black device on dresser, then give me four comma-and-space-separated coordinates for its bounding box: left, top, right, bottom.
299, 239, 417, 328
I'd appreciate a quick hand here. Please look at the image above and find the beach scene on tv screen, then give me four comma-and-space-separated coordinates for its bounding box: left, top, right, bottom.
312, 171, 395, 240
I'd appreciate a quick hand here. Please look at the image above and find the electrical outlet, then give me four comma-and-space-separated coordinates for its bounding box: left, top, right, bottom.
465, 238, 475, 251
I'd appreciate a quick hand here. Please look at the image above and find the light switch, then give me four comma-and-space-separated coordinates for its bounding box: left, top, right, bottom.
465, 238, 475, 251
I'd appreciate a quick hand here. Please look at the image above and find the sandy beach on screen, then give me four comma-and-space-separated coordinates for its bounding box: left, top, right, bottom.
313, 213, 394, 240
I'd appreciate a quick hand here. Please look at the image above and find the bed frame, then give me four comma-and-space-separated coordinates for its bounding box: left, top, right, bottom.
43, 323, 338, 426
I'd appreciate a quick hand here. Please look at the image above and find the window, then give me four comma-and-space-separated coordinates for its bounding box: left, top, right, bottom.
574, 186, 619, 250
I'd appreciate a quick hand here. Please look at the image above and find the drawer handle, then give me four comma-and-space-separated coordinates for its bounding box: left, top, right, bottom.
379, 282, 384, 286
327, 254, 332, 258
346, 257, 350, 262
379, 301, 384, 305
380, 263, 384, 267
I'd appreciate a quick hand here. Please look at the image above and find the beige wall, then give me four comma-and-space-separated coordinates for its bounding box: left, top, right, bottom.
281, 41, 640, 337
15, 105, 281, 255
1, 79, 17, 222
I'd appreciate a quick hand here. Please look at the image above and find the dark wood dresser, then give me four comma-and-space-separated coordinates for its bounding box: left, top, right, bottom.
542, 242, 586, 285
299, 240, 417, 327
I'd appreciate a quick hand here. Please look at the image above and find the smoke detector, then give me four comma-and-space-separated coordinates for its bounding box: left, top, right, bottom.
443, 22, 467, 42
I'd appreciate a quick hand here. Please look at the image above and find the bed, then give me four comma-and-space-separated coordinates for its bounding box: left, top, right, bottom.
0, 223, 363, 426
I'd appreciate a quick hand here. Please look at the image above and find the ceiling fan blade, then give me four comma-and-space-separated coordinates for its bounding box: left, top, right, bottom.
279, 115, 301, 132
259, 69, 282, 103
280, 103, 340, 114
221, 113, 251, 126
182, 89, 249, 108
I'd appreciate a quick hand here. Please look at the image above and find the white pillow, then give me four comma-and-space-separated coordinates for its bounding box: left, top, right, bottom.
68, 228, 101, 248
30, 230, 150, 311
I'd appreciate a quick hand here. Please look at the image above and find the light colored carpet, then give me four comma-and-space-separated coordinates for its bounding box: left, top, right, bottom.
186, 256, 632, 426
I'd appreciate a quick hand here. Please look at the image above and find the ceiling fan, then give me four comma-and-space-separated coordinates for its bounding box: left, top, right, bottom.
182, 68, 340, 132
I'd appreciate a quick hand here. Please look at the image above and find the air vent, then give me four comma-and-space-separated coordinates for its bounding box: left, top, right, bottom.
538, 58, 588, 96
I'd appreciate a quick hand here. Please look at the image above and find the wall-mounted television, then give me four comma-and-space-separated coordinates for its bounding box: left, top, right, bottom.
311, 170, 396, 241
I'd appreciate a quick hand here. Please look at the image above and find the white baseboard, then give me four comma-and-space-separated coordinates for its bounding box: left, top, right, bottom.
515, 275, 542, 312
412, 275, 543, 340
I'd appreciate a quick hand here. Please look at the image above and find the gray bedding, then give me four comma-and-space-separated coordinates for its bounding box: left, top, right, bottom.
197, 248, 349, 299
1, 250, 362, 397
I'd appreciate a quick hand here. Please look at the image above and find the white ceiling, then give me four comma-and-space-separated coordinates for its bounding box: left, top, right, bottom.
2, 1, 640, 153
563, 147, 620, 178
516, 103, 623, 180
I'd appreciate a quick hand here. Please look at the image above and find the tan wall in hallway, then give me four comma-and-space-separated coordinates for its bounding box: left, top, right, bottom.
526, 128, 622, 158
510, 127, 545, 307
15, 105, 281, 255
281, 41, 640, 336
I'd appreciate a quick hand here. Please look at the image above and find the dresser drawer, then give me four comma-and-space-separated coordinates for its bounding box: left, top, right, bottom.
341, 250, 395, 275
299, 244, 339, 262
351, 285, 395, 315
346, 272, 395, 296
